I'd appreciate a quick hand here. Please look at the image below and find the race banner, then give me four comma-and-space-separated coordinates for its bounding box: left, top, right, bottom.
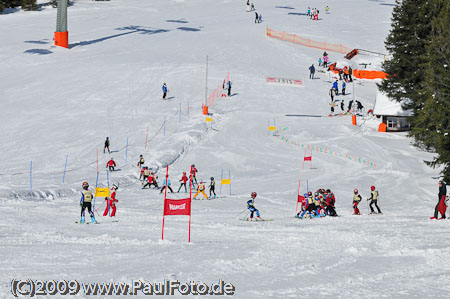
164, 198, 191, 216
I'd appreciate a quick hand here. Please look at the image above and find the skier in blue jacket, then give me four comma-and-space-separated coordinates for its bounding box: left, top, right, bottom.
332, 80, 339, 94
247, 192, 261, 220
162, 83, 168, 99
160, 178, 174, 193
342, 82, 347, 95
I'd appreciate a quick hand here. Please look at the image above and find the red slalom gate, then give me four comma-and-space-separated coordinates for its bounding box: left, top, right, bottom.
295, 178, 306, 214
302, 149, 313, 170
161, 165, 193, 242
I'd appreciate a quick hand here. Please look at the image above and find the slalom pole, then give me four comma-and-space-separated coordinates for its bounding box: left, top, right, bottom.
107, 170, 110, 216
30, 160, 32, 191
93, 171, 99, 210
145, 128, 149, 150
125, 136, 129, 163
163, 116, 166, 137
229, 169, 232, 196
219, 169, 224, 195
62, 154, 68, 183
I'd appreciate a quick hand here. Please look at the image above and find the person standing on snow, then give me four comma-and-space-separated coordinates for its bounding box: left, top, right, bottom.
227, 80, 232, 96
367, 186, 382, 214
325, 189, 337, 216
162, 83, 168, 100
340, 100, 345, 112
80, 182, 96, 223
309, 64, 315, 79
307, 7, 311, 17
194, 181, 208, 199
318, 57, 322, 67
332, 80, 339, 94
106, 158, 116, 171
323, 55, 328, 68
137, 155, 145, 168
160, 177, 174, 194
178, 172, 188, 193
191, 164, 198, 186
141, 166, 150, 181
329, 101, 336, 114
103, 185, 119, 217
329, 88, 335, 102
432, 181, 447, 219
348, 67, 353, 82
209, 177, 216, 199
342, 81, 347, 95
325, 5, 329, 14
353, 189, 362, 215
104, 137, 110, 154
247, 192, 261, 220
255, 12, 259, 23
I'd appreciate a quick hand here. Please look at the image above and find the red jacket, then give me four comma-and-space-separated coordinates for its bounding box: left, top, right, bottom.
191, 167, 198, 176
180, 174, 188, 183
106, 160, 116, 167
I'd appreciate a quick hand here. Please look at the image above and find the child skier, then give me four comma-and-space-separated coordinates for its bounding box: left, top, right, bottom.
162, 83, 168, 99
191, 164, 198, 186
177, 172, 188, 193
227, 80, 232, 96
247, 192, 261, 220
141, 166, 150, 181
367, 186, 382, 214
194, 181, 208, 199
325, 189, 337, 216
106, 158, 116, 171
80, 182, 96, 223
209, 177, 216, 199
160, 177, 174, 194
137, 155, 145, 167
142, 172, 158, 189
318, 57, 322, 67
104, 137, 110, 154
103, 184, 118, 217
340, 100, 345, 112
342, 82, 346, 95
353, 189, 362, 215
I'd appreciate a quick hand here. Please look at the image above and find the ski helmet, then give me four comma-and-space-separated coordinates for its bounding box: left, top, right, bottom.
140, 154, 143, 157
211, 177, 214, 180
354, 189, 358, 194
326, 189, 331, 193
308, 191, 312, 196
183, 172, 186, 175
371, 186, 375, 191
251, 192, 257, 198
82, 182, 89, 189
112, 184, 118, 190
314, 191, 319, 197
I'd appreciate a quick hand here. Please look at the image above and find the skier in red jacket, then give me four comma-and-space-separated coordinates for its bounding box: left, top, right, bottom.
177, 172, 188, 193
106, 158, 116, 171
103, 185, 118, 217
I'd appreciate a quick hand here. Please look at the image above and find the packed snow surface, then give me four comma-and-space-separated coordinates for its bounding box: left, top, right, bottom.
0, 0, 448, 298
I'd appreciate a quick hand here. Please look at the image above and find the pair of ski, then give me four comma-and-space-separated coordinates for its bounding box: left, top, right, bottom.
75, 221, 100, 224
242, 218, 273, 222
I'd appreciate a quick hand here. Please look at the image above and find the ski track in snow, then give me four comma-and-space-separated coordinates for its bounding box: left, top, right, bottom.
1, 0, 449, 298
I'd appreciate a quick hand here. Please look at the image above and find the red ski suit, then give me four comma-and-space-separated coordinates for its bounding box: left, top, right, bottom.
103, 189, 118, 217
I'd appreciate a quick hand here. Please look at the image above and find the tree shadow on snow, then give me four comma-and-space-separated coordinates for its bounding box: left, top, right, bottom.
69, 26, 170, 48
177, 27, 201, 32
275, 6, 295, 10
166, 19, 188, 23
24, 49, 53, 55
288, 12, 307, 16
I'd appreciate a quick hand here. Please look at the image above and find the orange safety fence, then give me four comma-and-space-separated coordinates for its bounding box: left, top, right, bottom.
266, 27, 352, 54
353, 69, 387, 79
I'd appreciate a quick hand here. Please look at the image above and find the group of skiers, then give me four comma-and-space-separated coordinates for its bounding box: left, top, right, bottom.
296, 188, 338, 219
247, 0, 262, 23
138, 159, 217, 199
79, 181, 119, 223
352, 186, 382, 215
307, 7, 320, 20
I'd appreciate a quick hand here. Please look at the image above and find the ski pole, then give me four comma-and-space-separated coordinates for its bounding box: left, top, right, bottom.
235, 209, 248, 219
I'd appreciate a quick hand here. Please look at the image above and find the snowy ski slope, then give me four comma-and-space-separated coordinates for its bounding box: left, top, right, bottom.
0, 0, 448, 298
